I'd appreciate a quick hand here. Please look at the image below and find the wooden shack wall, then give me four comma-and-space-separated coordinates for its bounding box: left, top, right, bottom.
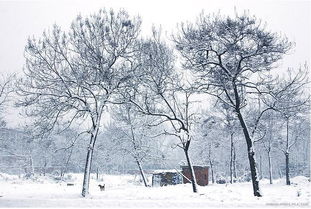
181, 166, 209, 186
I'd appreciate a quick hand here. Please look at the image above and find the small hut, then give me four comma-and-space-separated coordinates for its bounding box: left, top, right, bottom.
152, 170, 183, 187
181, 166, 209, 186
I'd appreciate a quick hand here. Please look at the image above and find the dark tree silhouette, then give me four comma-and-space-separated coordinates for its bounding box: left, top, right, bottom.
16, 9, 141, 197
175, 13, 292, 197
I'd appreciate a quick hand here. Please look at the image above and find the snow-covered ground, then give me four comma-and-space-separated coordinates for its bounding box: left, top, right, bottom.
0, 173, 310, 208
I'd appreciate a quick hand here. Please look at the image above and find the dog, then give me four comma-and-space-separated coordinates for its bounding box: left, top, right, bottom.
98, 184, 105, 191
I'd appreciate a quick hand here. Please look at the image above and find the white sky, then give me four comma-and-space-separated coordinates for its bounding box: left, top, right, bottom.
0, 0, 310, 127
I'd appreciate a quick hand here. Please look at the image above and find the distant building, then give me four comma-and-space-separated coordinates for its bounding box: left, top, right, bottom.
151, 166, 209, 187
152, 170, 183, 187
181, 166, 209, 186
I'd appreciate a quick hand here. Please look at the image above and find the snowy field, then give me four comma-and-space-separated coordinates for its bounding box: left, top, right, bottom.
0, 173, 310, 208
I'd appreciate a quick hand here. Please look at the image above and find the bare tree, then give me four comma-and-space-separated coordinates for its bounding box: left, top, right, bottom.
16, 9, 141, 197
219, 104, 239, 184
109, 105, 158, 187
0, 74, 15, 157
259, 111, 276, 184
0, 74, 14, 124
125, 30, 199, 193
196, 115, 218, 184
175, 13, 292, 197
194, 106, 239, 184
261, 66, 309, 185
53, 129, 83, 180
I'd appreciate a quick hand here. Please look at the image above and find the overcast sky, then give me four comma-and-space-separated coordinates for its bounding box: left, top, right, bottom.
0, 0, 310, 127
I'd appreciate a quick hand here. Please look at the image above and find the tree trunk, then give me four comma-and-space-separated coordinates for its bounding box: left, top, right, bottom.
259, 155, 262, 180
233, 147, 237, 180
61, 146, 74, 181
268, 151, 273, 184
208, 142, 215, 184
285, 152, 290, 185
29, 155, 34, 175
81, 123, 101, 197
81, 107, 103, 197
230, 133, 234, 184
136, 160, 148, 187
127, 109, 148, 187
209, 159, 215, 184
278, 168, 283, 178
184, 149, 198, 193
285, 118, 290, 185
236, 110, 262, 197
43, 159, 47, 176
81, 135, 95, 197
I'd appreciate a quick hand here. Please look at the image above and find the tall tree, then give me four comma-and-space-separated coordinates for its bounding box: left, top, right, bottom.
126, 30, 199, 193
16, 9, 141, 197
261, 67, 309, 185
0, 74, 14, 125
219, 104, 239, 184
175, 13, 291, 196
194, 114, 219, 184
259, 111, 277, 184
109, 105, 160, 187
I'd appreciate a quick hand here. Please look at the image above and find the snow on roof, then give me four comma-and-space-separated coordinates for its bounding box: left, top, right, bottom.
152, 169, 180, 174
180, 165, 209, 168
